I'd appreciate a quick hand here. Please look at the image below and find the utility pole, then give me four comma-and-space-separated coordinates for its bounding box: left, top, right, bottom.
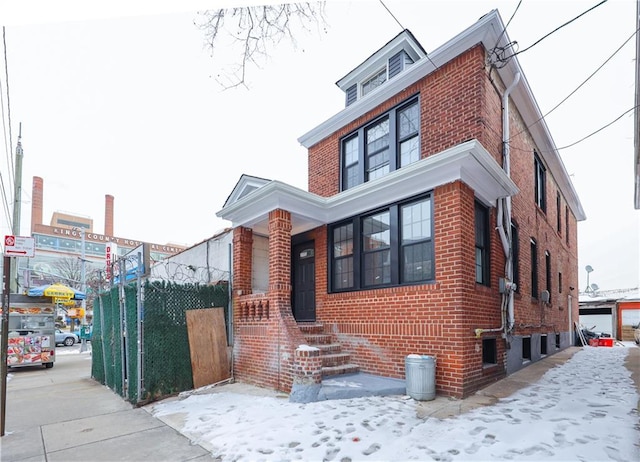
634, 0, 639, 208
80, 227, 86, 325
9, 123, 23, 294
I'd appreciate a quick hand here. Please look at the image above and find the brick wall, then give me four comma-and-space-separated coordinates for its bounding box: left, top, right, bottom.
302, 43, 579, 398
232, 41, 579, 399
232, 213, 308, 393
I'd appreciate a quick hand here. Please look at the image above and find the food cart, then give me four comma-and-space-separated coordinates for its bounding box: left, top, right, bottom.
6, 303, 56, 369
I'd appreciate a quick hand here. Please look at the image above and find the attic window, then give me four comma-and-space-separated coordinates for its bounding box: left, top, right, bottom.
361, 68, 387, 96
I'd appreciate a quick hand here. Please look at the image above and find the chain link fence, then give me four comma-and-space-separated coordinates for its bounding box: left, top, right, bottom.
91, 280, 229, 405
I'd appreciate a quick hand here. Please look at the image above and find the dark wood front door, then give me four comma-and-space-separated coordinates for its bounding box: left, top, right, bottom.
292, 241, 316, 322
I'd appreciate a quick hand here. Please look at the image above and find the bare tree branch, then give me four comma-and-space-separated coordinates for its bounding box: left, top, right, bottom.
52, 257, 83, 288
195, 2, 327, 89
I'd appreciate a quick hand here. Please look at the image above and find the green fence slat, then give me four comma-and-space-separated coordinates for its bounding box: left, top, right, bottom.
92, 280, 229, 405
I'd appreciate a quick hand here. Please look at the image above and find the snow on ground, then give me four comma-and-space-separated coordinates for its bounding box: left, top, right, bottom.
149, 345, 640, 461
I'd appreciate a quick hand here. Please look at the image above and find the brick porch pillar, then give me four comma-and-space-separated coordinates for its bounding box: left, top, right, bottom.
268, 209, 306, 392
233, 226, 253, 297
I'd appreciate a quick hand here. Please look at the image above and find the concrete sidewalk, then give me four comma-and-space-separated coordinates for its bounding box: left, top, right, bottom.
2, 343, 638, 461
1, 348, 211, 461
416, 344, 640, 419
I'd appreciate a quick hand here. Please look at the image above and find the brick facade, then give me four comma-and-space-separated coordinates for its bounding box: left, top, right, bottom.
228, 28, 580, 398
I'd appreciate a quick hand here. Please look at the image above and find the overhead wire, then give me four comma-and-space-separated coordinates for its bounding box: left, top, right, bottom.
511, 26, 639, 141
554, 105, 636, 151
485, 0, 634, 155
2, 26, 13, 187
491, 0, 523, 51
0, 26, 13, 230
377, 0, 439, 72
497, 0, 609, 64
482, 103, 637, 155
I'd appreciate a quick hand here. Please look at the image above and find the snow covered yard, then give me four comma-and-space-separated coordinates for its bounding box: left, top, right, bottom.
149, 345, 639, 461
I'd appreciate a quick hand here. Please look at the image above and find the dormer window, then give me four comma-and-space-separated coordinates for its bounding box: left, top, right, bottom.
362, 68, 387, 97
336, 30, 427, 107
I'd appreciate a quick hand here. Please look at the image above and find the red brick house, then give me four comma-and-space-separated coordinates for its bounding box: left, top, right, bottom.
217, 10, 585, 399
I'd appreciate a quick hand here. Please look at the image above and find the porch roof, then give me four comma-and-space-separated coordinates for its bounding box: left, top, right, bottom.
216, 139, 518, 236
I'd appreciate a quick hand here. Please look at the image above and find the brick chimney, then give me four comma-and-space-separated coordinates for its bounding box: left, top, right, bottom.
104, 194, 114, 236
31, 176, 43, 233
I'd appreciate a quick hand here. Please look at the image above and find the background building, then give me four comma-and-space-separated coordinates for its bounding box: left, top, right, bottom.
8, 176, 185, 321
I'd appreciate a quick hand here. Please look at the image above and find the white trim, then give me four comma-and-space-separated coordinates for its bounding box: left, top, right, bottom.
217, 140, 518, 236
297, 10, 585, 222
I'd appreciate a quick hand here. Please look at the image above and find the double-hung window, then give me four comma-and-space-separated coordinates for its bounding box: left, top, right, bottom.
341, 97, 420, 191
366, 119, 390, 181
332, 223, 354, 290
475, 201, 490, 285
330, 194, 433, 292
401, 199, 433, 283
363, 211, 391, 285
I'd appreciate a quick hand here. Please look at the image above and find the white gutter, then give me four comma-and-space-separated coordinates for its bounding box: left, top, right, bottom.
476, 71, 520, 338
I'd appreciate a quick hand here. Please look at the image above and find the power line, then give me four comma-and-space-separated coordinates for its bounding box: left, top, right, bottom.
512, 26, 638, 141
377, 0, 439, 71
498, 0, 609, 63
555, 105, 636, 151
492, 0, 523, 51
378, 0, 404, 31
1, 26, 13, 230
481, 104, 636, 154
2, 26, 13, 187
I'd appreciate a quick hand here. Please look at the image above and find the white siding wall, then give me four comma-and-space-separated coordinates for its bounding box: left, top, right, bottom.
252, 235, 269, 293
149, 231, 232, 284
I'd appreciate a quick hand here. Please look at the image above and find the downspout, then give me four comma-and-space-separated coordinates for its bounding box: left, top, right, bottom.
475, 71, 521, 337
500, 71, 520, 334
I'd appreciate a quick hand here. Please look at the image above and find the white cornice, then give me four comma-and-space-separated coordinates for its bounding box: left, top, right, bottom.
217, 140, 518, 236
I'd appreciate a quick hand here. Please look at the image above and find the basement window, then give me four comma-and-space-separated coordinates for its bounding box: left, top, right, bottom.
482, 338, 497, 366
540, 334, 548, 356
522, 337, 532, 362
555, 333, 561, 349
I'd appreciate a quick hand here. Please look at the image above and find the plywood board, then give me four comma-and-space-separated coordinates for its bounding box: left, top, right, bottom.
186, 308, 230, 389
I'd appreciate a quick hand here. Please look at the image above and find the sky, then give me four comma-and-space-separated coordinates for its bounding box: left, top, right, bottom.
0, 0, 638, 292
148, 344, 639, 461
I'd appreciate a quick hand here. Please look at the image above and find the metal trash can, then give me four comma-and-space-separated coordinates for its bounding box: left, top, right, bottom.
405, 354, 436, 401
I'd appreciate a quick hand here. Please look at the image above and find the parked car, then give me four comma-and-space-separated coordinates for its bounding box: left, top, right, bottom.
55, 329, 79, 347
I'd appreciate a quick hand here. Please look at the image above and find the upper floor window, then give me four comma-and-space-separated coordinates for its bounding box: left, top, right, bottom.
361, 68, 387, 96
341, 97, 420, 191
565, 205, 570, 245
330, 194, 433, 292
556, 192, 561, 234
534, 152, 546, 212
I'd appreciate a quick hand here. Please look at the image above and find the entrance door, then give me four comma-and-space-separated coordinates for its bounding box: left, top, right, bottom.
292, 241, 316, 322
